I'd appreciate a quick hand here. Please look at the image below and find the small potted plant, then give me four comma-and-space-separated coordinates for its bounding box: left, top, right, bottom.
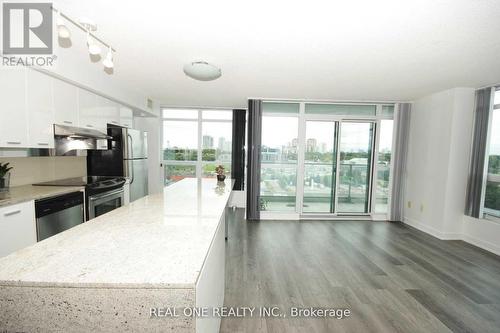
215, 165, 226, 182
0, 162, 13, 192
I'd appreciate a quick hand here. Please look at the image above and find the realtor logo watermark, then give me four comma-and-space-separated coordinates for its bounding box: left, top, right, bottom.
2, 2, 56, 66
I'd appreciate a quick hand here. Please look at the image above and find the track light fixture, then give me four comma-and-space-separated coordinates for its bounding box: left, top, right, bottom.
50, 6, 116, 72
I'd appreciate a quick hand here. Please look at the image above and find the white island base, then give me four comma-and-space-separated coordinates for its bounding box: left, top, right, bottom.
0, 179, 232, 333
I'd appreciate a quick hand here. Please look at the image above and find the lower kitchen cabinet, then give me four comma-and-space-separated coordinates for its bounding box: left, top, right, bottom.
0, 201, 37, 258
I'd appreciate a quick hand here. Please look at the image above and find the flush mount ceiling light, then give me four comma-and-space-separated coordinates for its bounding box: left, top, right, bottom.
183, 61, 222, 81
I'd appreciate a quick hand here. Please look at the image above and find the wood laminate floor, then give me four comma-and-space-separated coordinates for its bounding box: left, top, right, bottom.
220, 210, 500, 333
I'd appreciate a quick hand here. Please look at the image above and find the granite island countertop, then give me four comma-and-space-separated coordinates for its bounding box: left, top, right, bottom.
0, 184, 84, 207
0, 178, 233, 289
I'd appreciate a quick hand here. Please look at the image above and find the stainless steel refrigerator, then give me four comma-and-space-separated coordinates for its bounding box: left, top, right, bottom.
87, 126, 149, 202
123, 128, 148, 202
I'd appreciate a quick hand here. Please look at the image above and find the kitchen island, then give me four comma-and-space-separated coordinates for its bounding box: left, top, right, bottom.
0, 178, 233, 333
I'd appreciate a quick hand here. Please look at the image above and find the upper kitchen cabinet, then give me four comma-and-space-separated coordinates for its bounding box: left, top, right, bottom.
26, 70, 55, 148
119, 106, 133, 128
54, 79, 79, 127
96, 95, 119, 129
0, 68, 28, 148
78, 88, 100, 130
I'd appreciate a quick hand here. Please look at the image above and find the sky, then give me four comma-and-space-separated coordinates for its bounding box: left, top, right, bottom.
163, 121, 232, 148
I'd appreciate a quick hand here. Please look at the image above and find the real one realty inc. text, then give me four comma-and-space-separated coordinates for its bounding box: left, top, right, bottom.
150, 307, 351, 319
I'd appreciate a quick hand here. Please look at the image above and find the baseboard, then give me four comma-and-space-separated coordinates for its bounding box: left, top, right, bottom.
403, 216, 500, 255
403, 217, 462, 240
462, 234, 500, 256
260, 212, 300, 220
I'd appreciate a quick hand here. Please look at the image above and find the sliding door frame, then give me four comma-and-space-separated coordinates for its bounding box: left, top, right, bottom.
261, 100, 395, 220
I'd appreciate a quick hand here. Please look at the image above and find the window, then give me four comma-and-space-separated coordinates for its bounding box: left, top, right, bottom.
305, 104, 376, 116
162, 109, 232, 186
375, 120, 394, 213
484, 90, 500, 217
260, 102, 299, 211
380, 105, 394, 117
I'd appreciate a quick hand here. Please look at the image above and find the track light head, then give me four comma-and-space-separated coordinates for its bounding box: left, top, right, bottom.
56, 11, 71, 39
86, 31, 101, 56
103, 47, 114, 69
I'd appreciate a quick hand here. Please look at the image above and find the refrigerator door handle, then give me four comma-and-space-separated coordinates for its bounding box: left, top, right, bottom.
130, 159, 135, 184
128, 134, 135, 184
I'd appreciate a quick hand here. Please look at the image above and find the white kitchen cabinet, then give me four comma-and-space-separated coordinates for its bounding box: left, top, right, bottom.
96, 95, 119, 129
0, 201, 37, 258
0, 68, 28, 148
54, 79, 79, 127
120, 106, 134, 128
78, 88, 100, 130
26, 69, 55, 148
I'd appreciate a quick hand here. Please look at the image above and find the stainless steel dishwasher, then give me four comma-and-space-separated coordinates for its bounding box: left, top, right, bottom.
35, 191, 84, 241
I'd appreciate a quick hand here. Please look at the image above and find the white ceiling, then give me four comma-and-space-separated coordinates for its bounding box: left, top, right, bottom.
60, 0, 500, 108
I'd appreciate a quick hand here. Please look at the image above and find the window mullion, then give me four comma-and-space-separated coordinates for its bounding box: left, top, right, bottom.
197, 110, 203, 178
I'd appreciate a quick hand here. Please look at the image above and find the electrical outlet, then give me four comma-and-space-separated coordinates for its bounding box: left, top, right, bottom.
407, 201, 412, 209
420, 203, 424, 212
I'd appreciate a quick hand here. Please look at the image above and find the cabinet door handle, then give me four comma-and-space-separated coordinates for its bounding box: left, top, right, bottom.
4, 210, 21, 217
111, 121, 118, 124
38, 142, 49, 146
86, 124, 93, 128
63, 121, 73, 124
6, 141, 21, 144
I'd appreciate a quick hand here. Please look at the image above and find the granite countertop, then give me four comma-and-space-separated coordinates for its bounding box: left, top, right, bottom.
0, 178, 233, 289
0, 184, 84, 207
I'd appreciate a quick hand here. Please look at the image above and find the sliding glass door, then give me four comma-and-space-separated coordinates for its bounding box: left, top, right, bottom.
337, 122, 374, 213
303, 121, 338, 213
260, 101, 393, 218
301, 120, 374, 214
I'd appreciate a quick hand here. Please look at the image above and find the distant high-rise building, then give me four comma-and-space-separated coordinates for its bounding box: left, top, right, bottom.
202, 135, 214, 148
306, 138, 317, 152
218, 137, 225, 150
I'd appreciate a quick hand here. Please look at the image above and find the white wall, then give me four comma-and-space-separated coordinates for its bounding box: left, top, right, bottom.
404, 87, 500, 255
404, 88, 465, 237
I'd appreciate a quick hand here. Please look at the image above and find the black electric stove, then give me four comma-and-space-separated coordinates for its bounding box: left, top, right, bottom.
33, 176, 126, 196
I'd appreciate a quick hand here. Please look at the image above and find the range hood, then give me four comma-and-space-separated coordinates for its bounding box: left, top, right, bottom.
54, 124, 112, 140
54, 124, 112, 156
